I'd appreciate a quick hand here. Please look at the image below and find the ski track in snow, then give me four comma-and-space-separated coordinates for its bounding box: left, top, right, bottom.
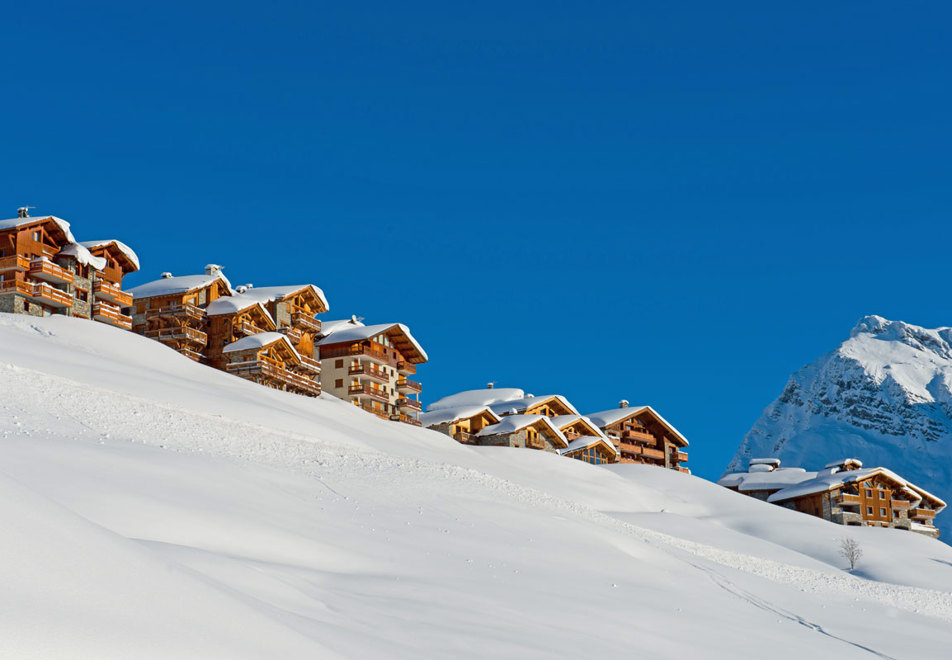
5, 361, 952, 629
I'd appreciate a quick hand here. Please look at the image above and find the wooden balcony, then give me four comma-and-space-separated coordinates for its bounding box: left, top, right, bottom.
622, 429, 654, 443
145, 325, 207, 345
349, 384, 390, 403
295, 354, 321, 374
673, 450, 688, 463
677, 467, 691, 474
320, 343, 396, 366
619, 442, 642, 456
291, 312, 322, 334
396, 360, 417, 375
909, 507, 936, 519
398, 416, 422, 427
92, 280, 132, 306
280, 325, 303, 344
29, 258, 74, 285
641, 447, 665, 461
0, 279, 34, 297
834, 493, 862, 506
226, 358, 321, 397
29, 282, 73, 308
397, 397, 422, 412
0, 255, 29, 272
526, 436, 546, 450
146, 303, 205, 323
92, 302, 133, 330
237, 320, 269, 337
453, 430, 475, 444
348, 363, 389, 382
397, 377, 422, 394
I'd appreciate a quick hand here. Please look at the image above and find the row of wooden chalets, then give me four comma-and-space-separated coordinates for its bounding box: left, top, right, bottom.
1, 209, 943, 537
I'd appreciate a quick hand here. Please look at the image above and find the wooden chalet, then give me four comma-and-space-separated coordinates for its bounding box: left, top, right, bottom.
0, 209, 138, 330
316, 317, 427, 426
127, 265, 233, 362
720, 458, 946, 538
420, 405, 502, 444
474, 414, 569, 452
222, 332, 321, 397
586, 401, 689, 473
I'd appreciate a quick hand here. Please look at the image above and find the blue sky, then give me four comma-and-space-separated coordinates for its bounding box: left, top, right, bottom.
3, 2, 950, 479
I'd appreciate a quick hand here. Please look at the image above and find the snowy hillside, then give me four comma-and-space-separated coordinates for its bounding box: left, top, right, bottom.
730, 315, 952, 538
3, 313, 952, 659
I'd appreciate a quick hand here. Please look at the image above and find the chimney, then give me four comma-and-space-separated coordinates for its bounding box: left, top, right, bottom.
487, 382, 494, 390
204, 264, 223, 276
235, 286, 247, 294
619, 399, 629, 409
244, 283, 253, 289
160, 272, 173, 279
16, 207, 30, 218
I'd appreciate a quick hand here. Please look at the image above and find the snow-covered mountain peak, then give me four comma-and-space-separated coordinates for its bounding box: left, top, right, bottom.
731, 315, 952, 537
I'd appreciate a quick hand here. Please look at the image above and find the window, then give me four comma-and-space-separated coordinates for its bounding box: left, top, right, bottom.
866, 506, 873, 515
878, 490, 884, 499
335, 359, 343, 368
880, 508, 886, 516
865, 489, 872, 498
335, 379, 343, 388
33, 231, 40, 241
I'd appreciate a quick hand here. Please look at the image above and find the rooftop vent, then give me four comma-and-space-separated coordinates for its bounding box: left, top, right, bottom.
235, 285, 247, 294
160, 272, 173, 279
244, 283, 253, 289
749, 458, 781, 471
619, 399, 629, 409
204, 264, 223, 276
16, 207, 31, 218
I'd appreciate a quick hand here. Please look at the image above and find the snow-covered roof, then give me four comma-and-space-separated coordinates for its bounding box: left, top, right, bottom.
766, 467, 946, 512
585, 405, 689, 446
824, 458, 863, 470
487, 394, 579, 417
57, 243, 107, 271
79, 240, 140, 271
750, 458, 781, 467
233, 285, 329, 313
315, 321, 427, 363
558, 435, 619, 457
223, 332, 299, 357
427, 388, 526, 412
420, 405, 501, 428
476, 414, 568, 447
205, 295, 276, 326
551, 414, 609, 438
128, 272, 233, 299
718, 468, 813, 492
0, 215, 76, 243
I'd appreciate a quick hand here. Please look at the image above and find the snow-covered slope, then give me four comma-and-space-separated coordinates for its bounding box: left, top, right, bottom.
3, 313, 952, 659
730, 315, 952, 537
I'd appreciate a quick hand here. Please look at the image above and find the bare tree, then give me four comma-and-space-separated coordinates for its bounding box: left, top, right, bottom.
839, 537, 863, 571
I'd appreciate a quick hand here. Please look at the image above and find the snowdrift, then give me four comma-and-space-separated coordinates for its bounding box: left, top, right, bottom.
2, 313, 952, 659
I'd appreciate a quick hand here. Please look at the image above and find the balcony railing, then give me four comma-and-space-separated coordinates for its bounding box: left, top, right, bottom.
526, 436, 546, 450
677, 467, 691, 474
348, 384, 390, 403
0, 255, 29, 272
145, 326, 208, 345
397, 377, 422, 393
349, 364, 389, 382
226, 359, 321, 397
320, 343, 397, 366
0, 279, 35, 296
909, 508, 936, 519
453, 430, 475, 444
280, 325, 303, 344
92, 302, 133, 329
834, 493, 862, 506
237, 320, 269, 337
622, 429, 655, 443
397, 397, 422, 412
146, 303, 205, 323
396, 360, 417, 375
92, 280, 133, 307
30, 282, 73, 308
672, 450, 688, 463
619, 442, 642, 456
291, 311, 322, 334
29, 258, 74, 285
296, 354, 322, 374
641, 447, 665, 461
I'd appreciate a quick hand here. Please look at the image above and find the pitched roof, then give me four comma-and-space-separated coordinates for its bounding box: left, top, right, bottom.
488, 394, 579, 417
234, 284, 328, 313
476, 414, 568, 447
585, 405, 689, 447
766, 467, 946, 511
551, 414, 609, 438
427, 387, 526, 412
558, 435, 619, 457
128, 272, 233, 299
223, 331, 299, 358
316, 321, 427, 362
57, 243, 107, 271
0, 215, 76, 243
420, 405, 501, 428
205, 295, 276, 325
79, 240, 140, 271
717, 468, 813, 492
